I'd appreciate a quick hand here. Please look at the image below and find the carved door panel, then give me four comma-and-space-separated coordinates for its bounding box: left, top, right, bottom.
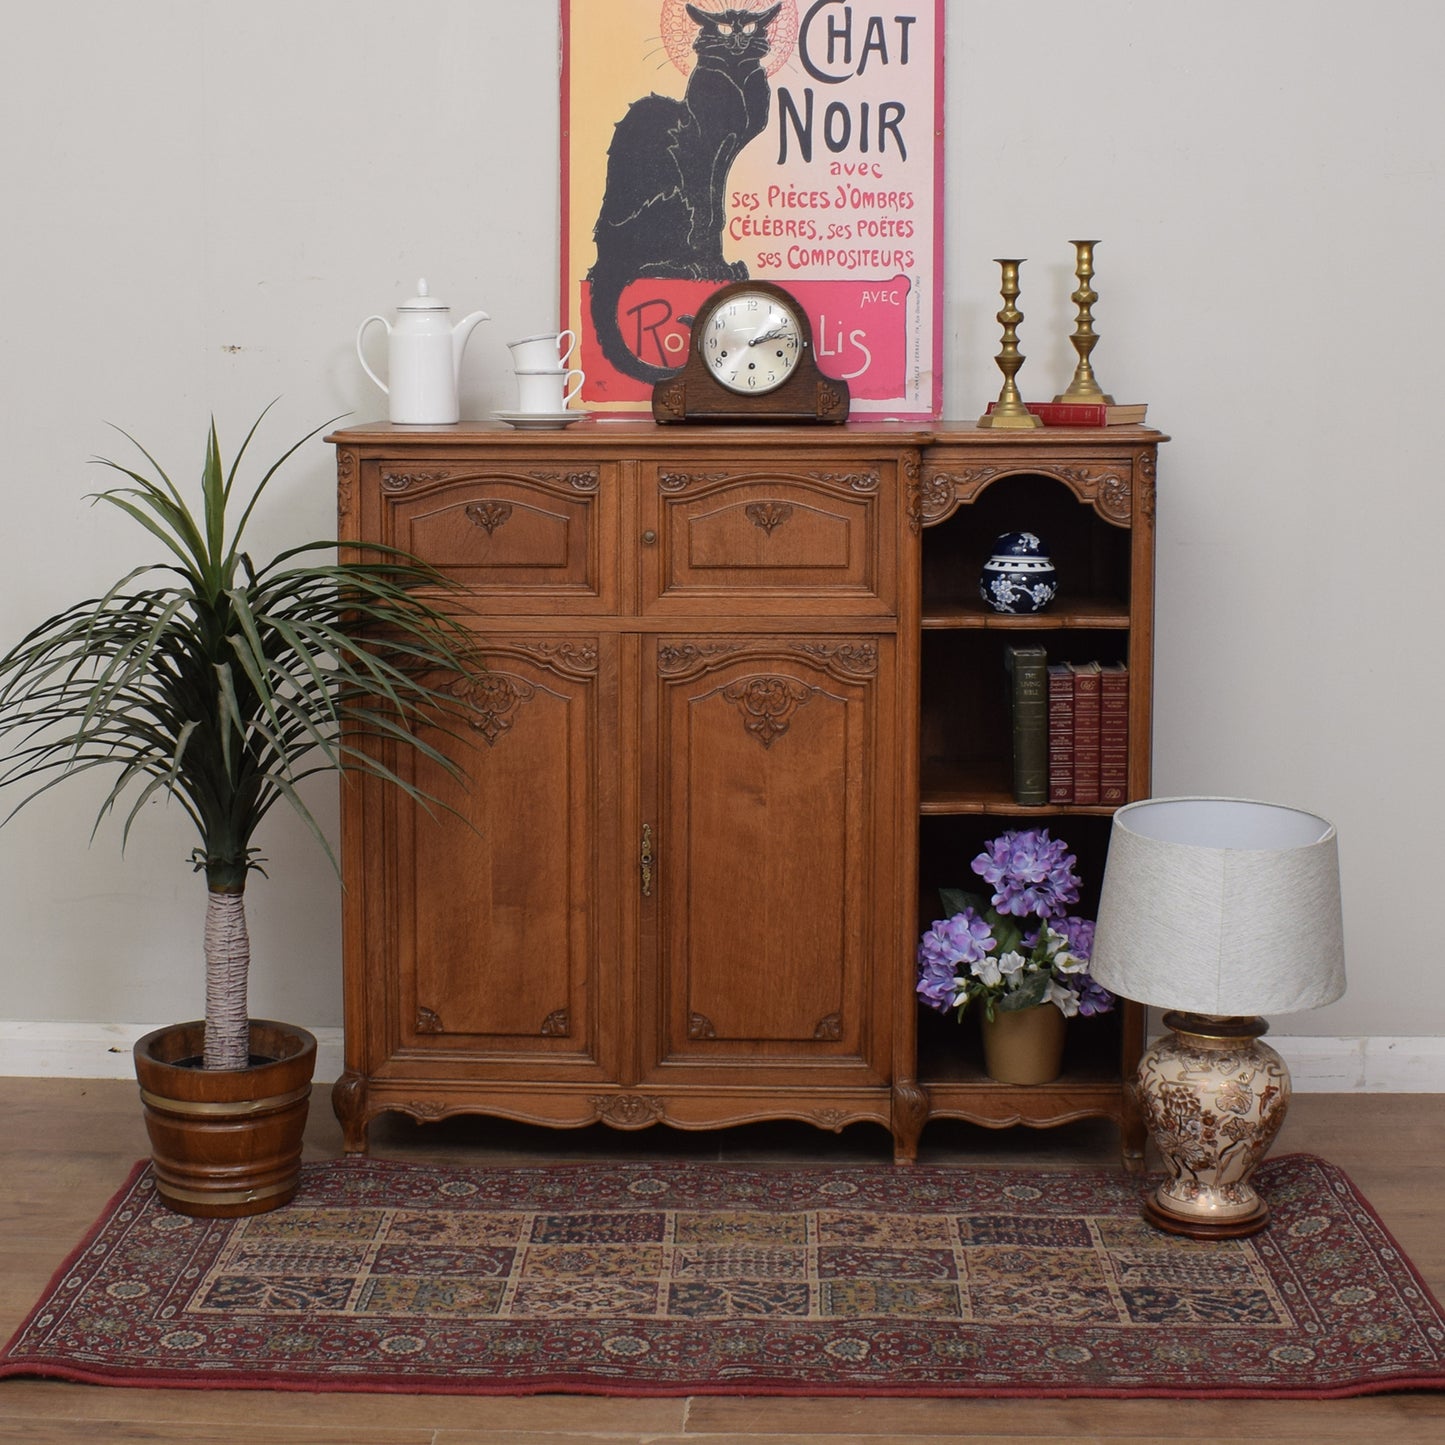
638, 462, 894, 617
368, 459, 618, 613
387, 635, 621, 1079
639, 635, 894, 1082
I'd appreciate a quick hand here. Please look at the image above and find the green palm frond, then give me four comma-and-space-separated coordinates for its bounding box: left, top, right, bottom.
0, 410, 477, 892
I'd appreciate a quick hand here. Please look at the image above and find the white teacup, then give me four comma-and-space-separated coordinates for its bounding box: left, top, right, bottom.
508, 329, 578, 371
514, 366, 585, 413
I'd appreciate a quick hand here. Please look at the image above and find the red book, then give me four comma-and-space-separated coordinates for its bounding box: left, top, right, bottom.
1048, 664, 1074, 804
1099, 663, 1129, 805
983, 401, 1148, 427
1070, 662, 1102, 805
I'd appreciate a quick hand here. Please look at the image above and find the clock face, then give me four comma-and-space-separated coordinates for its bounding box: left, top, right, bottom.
700, 290, 804, 395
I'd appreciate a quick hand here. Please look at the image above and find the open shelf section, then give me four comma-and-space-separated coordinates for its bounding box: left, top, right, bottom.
911, 428, 1161, 1166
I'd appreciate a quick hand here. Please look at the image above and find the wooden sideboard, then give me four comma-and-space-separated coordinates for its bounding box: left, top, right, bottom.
328, 419, 1163, 1165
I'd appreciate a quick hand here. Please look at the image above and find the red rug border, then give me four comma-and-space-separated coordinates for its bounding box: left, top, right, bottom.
4, 1151, 1445, 1401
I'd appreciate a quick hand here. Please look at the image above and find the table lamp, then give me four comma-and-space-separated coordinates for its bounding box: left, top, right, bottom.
1090, 797, 1346, 1238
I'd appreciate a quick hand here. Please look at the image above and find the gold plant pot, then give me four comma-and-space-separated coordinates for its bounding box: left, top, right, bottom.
980, 1003, 1066, 1085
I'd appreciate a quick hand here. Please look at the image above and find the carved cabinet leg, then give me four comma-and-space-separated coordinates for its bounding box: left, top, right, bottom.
891, 1080, 929, 1165
332, 1070, 371, 1155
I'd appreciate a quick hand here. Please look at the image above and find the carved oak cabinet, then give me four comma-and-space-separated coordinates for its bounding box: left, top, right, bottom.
328, 421, 1163, 1165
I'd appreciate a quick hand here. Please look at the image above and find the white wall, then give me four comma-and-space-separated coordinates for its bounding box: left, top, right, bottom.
2, 2, 1441, 1066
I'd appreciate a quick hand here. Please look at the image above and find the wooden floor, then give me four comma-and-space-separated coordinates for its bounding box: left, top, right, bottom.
1, 1080, 1443, 1442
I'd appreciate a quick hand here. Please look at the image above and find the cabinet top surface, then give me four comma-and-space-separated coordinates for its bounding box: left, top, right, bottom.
327, 419, 1167, 449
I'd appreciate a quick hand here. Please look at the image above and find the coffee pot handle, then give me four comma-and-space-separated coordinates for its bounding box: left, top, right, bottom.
356, 315, 390, 394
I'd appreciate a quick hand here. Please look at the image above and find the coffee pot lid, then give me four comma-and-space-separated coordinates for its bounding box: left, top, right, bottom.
397, 278, 448, 312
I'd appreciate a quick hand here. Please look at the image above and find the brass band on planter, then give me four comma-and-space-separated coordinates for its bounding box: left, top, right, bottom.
155, 1178, 297, 1207
139, 1083, 312, 1118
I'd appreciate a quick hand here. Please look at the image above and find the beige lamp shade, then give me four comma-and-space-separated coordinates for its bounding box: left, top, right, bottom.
1090, 797, 1346, 1016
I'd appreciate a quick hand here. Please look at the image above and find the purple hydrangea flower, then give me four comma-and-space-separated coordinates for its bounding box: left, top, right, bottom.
1073, 975, 1116, 1017
971, 828, 1081, 920
915, 908, 996, 1013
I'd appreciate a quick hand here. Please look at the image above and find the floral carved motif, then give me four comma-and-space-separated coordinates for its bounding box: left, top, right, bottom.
1044, 465, 1131, 526
529, 469, 599, 492
910, 467, 1000, 530
813, 1013, 842, 1041
590, 1095, 665, 1129
808, 469, 879, 492
465, 500, 513, 535
688, 1013, 717, 1040
653, 383, 686, 422
448, 672, 536, 745
817, 382, 848, 417
745, 501, 794, 535
1137, 451, 1157, 522
336, 449, 356, 521
540, 1009, 571, 1038
510, 641, 599, 675
723, 676, 814, 749
659, 471, 731, 492
793, 639, 877, 677
415, 1007, 444, 1035
382, 471, 449, 491
656, 641, 745, 676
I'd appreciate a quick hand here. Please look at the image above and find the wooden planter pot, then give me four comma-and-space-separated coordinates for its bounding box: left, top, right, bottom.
133, 1019, 317, 1218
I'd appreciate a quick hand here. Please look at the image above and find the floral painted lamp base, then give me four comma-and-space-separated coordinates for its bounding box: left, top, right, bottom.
980, 1004, 1066, 1085
1136, 1013, 1291, 1238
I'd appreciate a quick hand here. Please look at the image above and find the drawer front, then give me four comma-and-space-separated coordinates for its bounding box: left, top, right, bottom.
639, 461, 894, 616
368, 460, 616, 612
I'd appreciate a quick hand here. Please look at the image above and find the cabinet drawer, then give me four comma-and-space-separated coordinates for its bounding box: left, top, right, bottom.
368, 460, 616, 611
639, 461, 894, 616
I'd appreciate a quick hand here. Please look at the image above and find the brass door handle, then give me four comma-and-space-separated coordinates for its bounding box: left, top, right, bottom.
640, 824, 654, 896
641, 529, 658, 545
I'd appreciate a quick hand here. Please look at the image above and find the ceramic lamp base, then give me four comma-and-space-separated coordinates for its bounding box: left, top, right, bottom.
1136, 1013, 1291, 1239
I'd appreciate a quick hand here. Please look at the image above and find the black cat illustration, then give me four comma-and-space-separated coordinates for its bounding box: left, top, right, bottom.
588, 4, 783, 384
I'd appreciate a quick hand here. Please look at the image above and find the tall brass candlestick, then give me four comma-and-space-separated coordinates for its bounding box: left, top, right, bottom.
977, 258, 1042, 430
1055, 239, 1116, 405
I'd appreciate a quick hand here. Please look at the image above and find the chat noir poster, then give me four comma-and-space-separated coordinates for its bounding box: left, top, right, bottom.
561, 0, 944, 417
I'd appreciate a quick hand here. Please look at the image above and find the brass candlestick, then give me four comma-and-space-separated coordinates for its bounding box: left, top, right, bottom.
1055, 238, 1115, 405
977, 259, 1042, 429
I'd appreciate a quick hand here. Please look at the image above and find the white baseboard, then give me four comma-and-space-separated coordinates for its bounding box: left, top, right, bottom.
0, 1022, 346, 1085
1, 1024, 1443, 1093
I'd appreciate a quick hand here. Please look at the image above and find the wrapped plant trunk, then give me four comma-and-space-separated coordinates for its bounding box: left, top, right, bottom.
203, 884, 251, 1071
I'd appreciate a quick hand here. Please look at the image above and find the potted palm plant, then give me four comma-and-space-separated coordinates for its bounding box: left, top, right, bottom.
0, 407, 472, 1217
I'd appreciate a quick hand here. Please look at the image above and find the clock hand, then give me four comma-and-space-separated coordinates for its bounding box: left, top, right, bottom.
747, 327, 790, 346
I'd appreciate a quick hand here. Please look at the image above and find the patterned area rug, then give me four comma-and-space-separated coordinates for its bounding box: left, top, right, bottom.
4, 1153, 1444, 1398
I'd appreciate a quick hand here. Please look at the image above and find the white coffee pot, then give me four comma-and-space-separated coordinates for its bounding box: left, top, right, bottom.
356, 279, 489, 424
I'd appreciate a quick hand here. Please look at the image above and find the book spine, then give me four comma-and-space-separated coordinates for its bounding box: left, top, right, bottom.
1047, 663, 1074, 804
985, 401, 1108, 427
982, 401, 1146, 426
1006, 645, 1049, 806
1099, 663, 1129, 805
1071, 661, 1102, 805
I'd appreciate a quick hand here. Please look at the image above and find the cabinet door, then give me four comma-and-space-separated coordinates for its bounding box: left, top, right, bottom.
639, 635, 894, 1083
377, 635, 621, 1079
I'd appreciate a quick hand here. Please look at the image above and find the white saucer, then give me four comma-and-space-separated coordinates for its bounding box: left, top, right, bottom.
495, 409, 589, 430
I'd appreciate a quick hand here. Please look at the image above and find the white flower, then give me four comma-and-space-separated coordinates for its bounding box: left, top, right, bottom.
970, 956, 1003, 987
996, 951, 1028, 978
1046, 980, 1081, 1017
1054, 949, 1086, 975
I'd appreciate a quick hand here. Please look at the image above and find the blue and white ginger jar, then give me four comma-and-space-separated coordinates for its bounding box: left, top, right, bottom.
979, 531, 1058, 614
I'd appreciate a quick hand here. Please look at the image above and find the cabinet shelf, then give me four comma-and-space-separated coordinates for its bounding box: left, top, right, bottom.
919, 760, 1117, 816
921, 597, 1130, 630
